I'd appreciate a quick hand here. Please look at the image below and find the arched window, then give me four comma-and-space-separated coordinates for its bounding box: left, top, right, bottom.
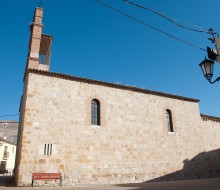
91, 99, 100, 126
166, 109, 173, 132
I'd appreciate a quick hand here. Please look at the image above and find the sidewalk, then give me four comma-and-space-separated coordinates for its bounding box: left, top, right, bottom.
0, 177, 220, 190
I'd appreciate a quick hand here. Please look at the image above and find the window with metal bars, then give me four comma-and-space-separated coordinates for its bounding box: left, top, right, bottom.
91, 99, 100, 126
44, 144, 52, 155
166, 109, 173, 132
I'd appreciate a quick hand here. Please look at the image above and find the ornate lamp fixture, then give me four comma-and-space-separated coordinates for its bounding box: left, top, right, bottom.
199, 58, 220, 84
199, 29, 220, 84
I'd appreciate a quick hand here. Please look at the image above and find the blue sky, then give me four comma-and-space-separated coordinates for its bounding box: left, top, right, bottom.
0, 0, 220, 121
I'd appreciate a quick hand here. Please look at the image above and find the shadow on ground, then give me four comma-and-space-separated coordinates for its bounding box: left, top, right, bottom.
115, 178, 220, 190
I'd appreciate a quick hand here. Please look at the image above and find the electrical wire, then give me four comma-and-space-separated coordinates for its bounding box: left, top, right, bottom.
95, 0, 206, 52
123, 0, 210, 34
0, 114, 19, 118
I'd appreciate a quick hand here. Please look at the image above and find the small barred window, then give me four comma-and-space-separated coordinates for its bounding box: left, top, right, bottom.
44, 144, 52, 155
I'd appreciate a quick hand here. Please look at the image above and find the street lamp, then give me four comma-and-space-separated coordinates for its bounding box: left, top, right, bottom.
198, 29, 220, 84
199, 58, 220, 84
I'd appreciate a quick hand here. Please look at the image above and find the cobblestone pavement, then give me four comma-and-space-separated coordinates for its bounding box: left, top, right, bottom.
0, 177, 220, 190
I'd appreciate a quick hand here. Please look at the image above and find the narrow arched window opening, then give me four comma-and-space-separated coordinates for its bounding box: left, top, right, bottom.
166, 109, 173, 132
91, 99, 100, 126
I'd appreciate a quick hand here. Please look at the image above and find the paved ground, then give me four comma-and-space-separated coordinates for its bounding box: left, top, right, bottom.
0, 177, 220, 190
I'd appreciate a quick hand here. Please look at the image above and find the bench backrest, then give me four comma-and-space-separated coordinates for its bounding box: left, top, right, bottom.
32, 173, 61, 180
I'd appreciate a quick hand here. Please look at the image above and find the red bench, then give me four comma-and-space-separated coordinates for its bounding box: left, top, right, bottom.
32, 173, 62, 187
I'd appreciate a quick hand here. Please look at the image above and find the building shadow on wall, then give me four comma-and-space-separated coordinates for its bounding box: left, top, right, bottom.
148, 148, 220, 182
0, 176, 15, 187
115, 149, 220, 190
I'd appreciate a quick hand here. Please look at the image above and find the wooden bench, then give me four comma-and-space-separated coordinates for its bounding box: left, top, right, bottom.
32, 173, 62, 187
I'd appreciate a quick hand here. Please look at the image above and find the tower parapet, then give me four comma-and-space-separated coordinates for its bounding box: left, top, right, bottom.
26, 7, 53, 72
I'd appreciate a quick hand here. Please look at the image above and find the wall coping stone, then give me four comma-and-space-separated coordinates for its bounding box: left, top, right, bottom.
201, 114, 220, 123
27, 69, 200, 103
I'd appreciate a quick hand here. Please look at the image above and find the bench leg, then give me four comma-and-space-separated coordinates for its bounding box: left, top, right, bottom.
31, 179, 34, 187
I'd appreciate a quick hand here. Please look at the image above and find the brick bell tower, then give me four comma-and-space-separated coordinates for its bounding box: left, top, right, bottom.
26, 7, 53, 72
15, 6, 53, 186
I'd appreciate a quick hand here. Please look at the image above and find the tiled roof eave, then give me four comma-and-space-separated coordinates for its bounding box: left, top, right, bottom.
201, 114, 220, 123
27, 69, 200, 103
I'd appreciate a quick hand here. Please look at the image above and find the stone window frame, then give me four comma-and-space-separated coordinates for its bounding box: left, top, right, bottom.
163, 108, 176, 134
91, 99, 101, 126
86, 95, 106, 128
166, 109, 173, 132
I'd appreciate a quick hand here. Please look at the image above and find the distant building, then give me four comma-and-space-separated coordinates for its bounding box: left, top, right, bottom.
15, 7, 220, 186
0, 138, 16, 175
0, 120, 18, 144
0, 120, 18, 175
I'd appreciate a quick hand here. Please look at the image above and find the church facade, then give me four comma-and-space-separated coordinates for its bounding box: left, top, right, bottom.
15, 7, 220, 186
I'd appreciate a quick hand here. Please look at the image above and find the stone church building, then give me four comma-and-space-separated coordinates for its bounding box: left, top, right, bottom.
15, 7, 220, 186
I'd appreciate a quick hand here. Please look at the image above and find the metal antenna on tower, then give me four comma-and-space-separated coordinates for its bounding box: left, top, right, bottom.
38, 0, 42, 7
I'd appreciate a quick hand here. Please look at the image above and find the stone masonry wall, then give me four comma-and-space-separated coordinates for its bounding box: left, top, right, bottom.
16, 72, 220, 186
